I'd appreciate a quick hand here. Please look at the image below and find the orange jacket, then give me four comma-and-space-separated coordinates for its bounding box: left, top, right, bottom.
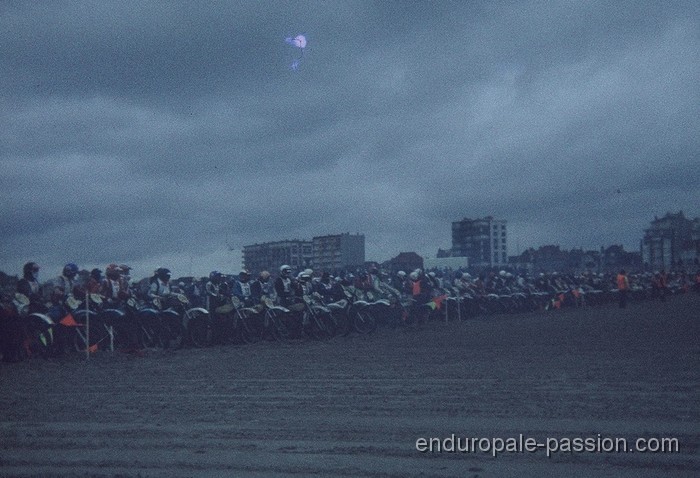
616, 274, 629, 290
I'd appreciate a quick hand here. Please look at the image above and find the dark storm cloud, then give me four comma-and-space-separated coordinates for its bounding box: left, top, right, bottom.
1, 0, 698, 277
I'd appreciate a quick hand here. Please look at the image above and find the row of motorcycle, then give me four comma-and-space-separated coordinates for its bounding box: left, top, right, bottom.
5, 285, 398, 358
5, 280, 672, 359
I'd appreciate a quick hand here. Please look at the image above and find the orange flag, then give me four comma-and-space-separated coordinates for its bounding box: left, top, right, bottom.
88, 344, 98, 353
432, 294, 448, 310
59, 314, 83, 327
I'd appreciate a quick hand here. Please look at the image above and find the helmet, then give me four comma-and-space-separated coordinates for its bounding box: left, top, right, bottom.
23, 262, 39, 278
90, 268, 102, 280
280, 265, 292, 276
499, 270, 507, 277
156, 268, 171, 280
209, 271, 221, 281
397, 270, 406, 278
297, 271, 311, 281
428, 271, 436, 278
409, 271, 419, 280
454, 271, 463, 279
63, 263, 79, 278
239, 270, 251, 281
106, 264, 121, 279
259, 270, 270, 280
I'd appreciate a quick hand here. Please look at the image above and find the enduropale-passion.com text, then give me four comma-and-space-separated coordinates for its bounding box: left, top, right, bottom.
415, 434, 679, 458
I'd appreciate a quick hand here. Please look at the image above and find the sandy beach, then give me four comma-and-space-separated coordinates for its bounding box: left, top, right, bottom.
1, 294, 698, 477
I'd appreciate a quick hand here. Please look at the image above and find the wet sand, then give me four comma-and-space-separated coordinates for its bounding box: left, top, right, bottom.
1, 294, 698, 477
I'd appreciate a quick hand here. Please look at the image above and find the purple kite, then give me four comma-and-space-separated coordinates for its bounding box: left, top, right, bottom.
285, 34, 307, 70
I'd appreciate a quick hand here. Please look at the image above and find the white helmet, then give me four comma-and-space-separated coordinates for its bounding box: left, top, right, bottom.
397, 270, 406, 277
280, 265, 292, 275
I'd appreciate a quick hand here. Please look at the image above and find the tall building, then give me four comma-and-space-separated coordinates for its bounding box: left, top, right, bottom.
242, 240, 312, 275
451, 216, 507, 268
312, 233, 365, 272
641, 211, 699, 270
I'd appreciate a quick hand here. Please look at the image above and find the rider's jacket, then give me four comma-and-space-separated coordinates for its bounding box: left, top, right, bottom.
250, 279, 273, 302
52, 275, 77, 301
16, 277, 45, 313
274, 276, 296, 307
233, 280, 255, 307
314, 280, 335, 302
101, 277, 130, 304
17, 277, 41, 300
297, 280, 313, 297
148, 278, 171, 299
204, 280, 228, 311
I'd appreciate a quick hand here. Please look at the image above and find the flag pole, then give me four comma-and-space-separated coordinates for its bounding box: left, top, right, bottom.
445, 295, 449, 324
85, 290, 90, 361
457, 293, 461, 322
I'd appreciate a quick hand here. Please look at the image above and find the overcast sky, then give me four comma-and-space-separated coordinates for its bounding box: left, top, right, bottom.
1, 0, 698, 279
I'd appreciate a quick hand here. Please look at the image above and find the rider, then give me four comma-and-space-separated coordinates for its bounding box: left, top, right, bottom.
85, 268, 103, 294
205, 271, 226, 312
44, 263, 81, 357
392, 270, 407, 292
16, 262, 45, 314
366, 266, 387, 298
233, 270, 255, 308
102, 264, 141, 353
102, 264, 131, 307
616, 269, 629, 308
119, 265, 133, 284
274, 265, 296, 307
52, 263, 80, 304
411, 269, 433, 304
297, 270, 315, 296
272, 265, 305, 335
148, 268, 172, 304
251, 271, 274, 302
314, 272, 337, 303
4, 263, 43, 362
426, 271, 441, 291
